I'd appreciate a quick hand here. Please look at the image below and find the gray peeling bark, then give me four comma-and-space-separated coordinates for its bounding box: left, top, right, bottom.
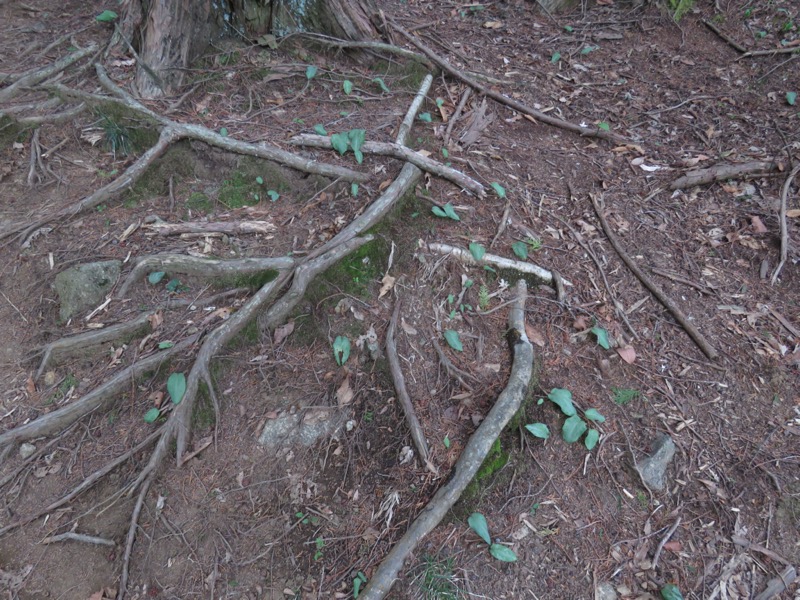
126, 0, 378, 98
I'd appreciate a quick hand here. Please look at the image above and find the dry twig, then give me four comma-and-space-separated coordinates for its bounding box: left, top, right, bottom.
771, 164, 800, 284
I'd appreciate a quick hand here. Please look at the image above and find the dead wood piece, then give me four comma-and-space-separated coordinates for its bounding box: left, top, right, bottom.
118, 254, 294, 298
741, 47, 800, 59
589, 194, 719, 360
771, 164, 800, 284
15, 102, 86, 126
732, 535, 792, 565
391, 22, 627, 143
444, 87, 471, 146
41, 532, 116, 547
386, 300, 436, 474
458, 97, 494, 147
669, 160, 778, 190
145, 220, 276, 237
427, 242, 569, 288
0, 44, 97, 103
36, 311, 156, 379
397, 74, 434, 147
360, 280, 534, 599
753, 566, 796, 600
289, 134, 484, 196
0, 336, 196, 455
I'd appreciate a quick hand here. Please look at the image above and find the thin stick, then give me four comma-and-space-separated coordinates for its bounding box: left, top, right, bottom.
771, 164, 800, 284
359, 280, 534, 599
589, 194, 719, 360
41, 532, 116, 547
651, 517, 681, 570
391, 22, 626, 143
443, 87, 471, 146
702, 19, 747, 53
386, 300, 436, 474
117, 473, 153, 600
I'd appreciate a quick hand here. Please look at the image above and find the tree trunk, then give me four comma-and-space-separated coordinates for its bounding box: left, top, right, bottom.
124, 0, 379, 98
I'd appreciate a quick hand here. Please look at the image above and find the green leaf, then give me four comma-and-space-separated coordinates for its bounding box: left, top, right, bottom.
432, 206, 447, 218
305, 65, 318, 80
467, 513, 492, 544
525, 423, 550, 439
373, 77, 390, 93
343, 80, 353, 94
469, 242, 486, 261
351, 183, 359, 197
584, 408, 606, 423
313, 124, 327, 135
418, 112, 432, 122
167, 372, 186, 405
551, 51, 561, 63
443, 203, 460, 220
490, 182, 506, 198
547, 388, 576, 416
330, 132, 349, 155
348, 129, 366, 151
148, 271, 166, 285
143, 407, 160, 423
353, 149, 363, 164
441, 148, 449, 158
584, 428, 600, 450
95, 10, 118, 22
267, 190, 279, 201
787, 91, 797, 106
255, 176, 264, 185
660, 584, 684, 600
581, 45, 596, 54
443, 329, 463, 352
562, 415, 588, 443
443, 435, 450, 449
158, 341, 174, 349
591, 326, 611, 349
597, 121, 610, 131
489, 543, 518, 562
333, 336, 351, 366
564, 25, 574, 32
219, 127, 228, 137
165, 278, 181, 292
512, 241, 528, 260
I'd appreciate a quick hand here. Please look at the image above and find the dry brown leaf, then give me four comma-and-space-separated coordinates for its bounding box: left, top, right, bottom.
750, 215, 768, 233
617, 345, 636, 364
525, 323, 546, 347
483, 20, 503, 28
378, 274, 396, 298
378, 179, 392, 192
147, 311, 163, 330
573, 315, 589, 330
400, 318, 417, 335
273, 320, 295, 345
663, 541, 682, 553
336, 376, 354, 406
786, 209, 800, 218
148, 390, 164, 408
25, 375, 36, 396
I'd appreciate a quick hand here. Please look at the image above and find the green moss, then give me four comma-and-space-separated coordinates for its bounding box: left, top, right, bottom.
369, 59, 434, 92
229, 319, 261, 349
186, 191, 213, 213
213, 268, 279, 291
0, 115, 26, 149
219, 171, 261, 208
128, 143, 197, 200
94, 103, 160, 155
311, 237, 391, 299
193, 379, 217, 430
456, 438, 510, 515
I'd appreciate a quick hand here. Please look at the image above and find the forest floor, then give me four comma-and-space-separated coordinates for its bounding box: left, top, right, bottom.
1, 0, 799, 599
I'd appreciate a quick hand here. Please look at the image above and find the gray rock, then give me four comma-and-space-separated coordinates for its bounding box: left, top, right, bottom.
19, 442, 36, 459
595, 582, 618, 600
258, 408, 345, 449
54, 260, 121, 321
636, 434, 676, 491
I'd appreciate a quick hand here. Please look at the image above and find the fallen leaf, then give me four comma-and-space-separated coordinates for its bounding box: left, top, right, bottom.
148, 390, 165, 408
147, 311, 163, 330
573, 315, 589, 330
750, 215, 767, 233
378, 274, 395, 298
663, 541, 682, 552
273, 320, 295, 345
483, 20, 503, 28
786, 209, 800, 218
400, 318, 417, 335
617, 345, 636, 364
336, 376, 354, 406
525, 323, 546, 347
26, 375, 36, 396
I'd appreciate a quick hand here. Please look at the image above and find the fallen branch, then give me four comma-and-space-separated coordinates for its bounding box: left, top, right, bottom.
144, 220, 276, 237
386, 300, 436, 474
390, 22, 627, 143
117, 253, 294, 297
669, 160, 778, 189
41, 532, 116, 547
426, 242, 569, 288
740, 47, 800, 59
771, 164, 800, 284
589, 194, 719, 360
289, 134, 485, 196
359, 279, 534, 599
0, 44, 97, 103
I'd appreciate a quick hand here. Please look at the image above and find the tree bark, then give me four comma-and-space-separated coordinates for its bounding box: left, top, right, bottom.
124, 0, 379, 98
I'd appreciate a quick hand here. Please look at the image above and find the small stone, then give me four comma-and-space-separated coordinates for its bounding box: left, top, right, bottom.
636, 434, 676, 491
595, 582, 618, 600
19, 442, 36, 459
54, 260, 121, 322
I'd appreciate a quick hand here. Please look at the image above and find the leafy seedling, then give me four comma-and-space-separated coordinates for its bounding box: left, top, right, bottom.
313, 124, 327, 135
512, 241, 528, 260
591, 325, 611, 349
597, 121, 610, 131
373, 77, 390, 93
443, 435, 451, 449
158, 341, 174, 349
343, 80, 353, 94
267, 190, 279, 202
219, 127, 228, 137
167, 372, 186, 405
314, 537, 325, 561
95, 10, 118, 22
333, 336, 351, 366
348, 128, 365, 164
255, 176, 264, 185
787, 92, 797, 106
526, 388, 605, 450
418, 112, 432, 122
612, 387, 640, 405
660, 584, 684, 600
478, 284, 490, 310
353, 572, 367, 598
467, 513, 518, 562
431, 202, 460, 221
551, 51, 561, 63
143, 407, 160, 423
330, 132, 349, 155
305, 65, 318, 80
443, 330, 463, 352
490, 182, 506, 198
351, 183, 359, 197
469, 242, 486, 261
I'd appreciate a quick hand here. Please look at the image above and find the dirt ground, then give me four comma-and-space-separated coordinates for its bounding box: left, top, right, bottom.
1, 0, 799, 599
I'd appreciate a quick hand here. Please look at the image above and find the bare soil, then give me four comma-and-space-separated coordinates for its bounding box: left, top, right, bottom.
1, 0, 799, 599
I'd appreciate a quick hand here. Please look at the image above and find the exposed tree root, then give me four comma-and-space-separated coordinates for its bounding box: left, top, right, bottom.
771, 164, 800, 284
0, 43, 97, 103
360, 280, 534, 599
143, 219, 276, 237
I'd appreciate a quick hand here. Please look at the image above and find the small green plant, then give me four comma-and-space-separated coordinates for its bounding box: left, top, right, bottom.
467, 513, 517, 562
432, 202, 460, 221
415, 554, 464, 600
343, 79, 353, 94
332, 336, 351, 366
101, 115, 132, 157
305, 65, 318, 80
352, 571, 367, 598
612, 387, 640, 405
295, 511, 320, 526
313, 536, 325, 561
95, 10, 118, 22
443, 329, 463, 352
591, 325, 611, 349
330, 128, 366, 163
668, 0, 694, 22
525, 388, 605, 450
527, 236, 543, 251
443, 435, 451, 449
489, 182, 506, 198
143, 371, 187, 423
660, 583, 684, 600
468, 242, 485, 261
478, 284, 490, 311
418, 112, 432, 122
